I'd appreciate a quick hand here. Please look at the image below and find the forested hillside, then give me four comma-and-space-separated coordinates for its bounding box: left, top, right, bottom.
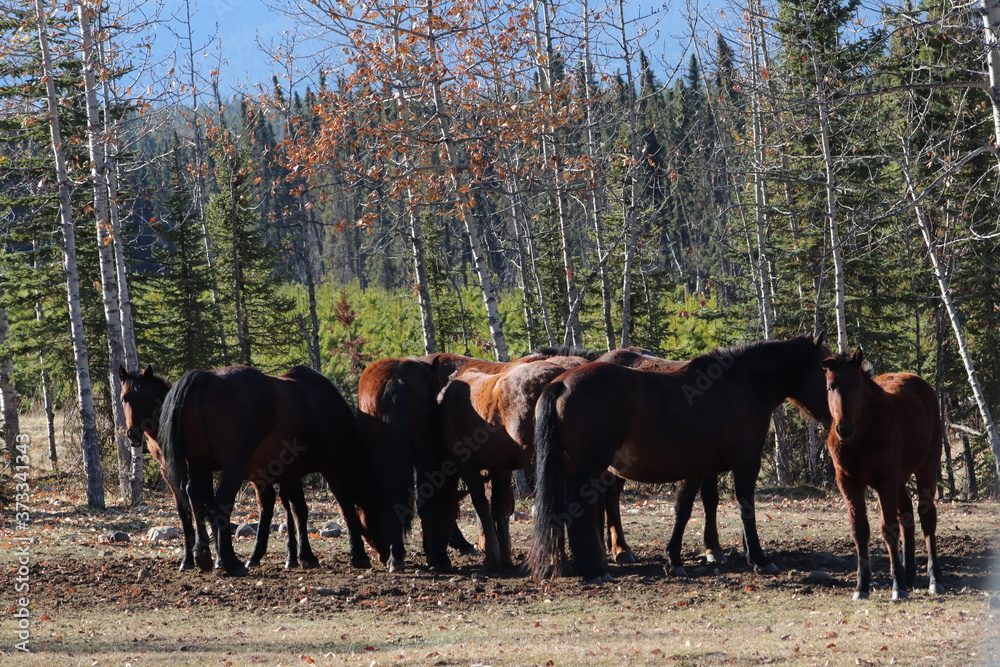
1, 0, 999, 506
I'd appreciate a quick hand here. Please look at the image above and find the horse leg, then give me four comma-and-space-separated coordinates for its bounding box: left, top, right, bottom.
566, 466, 613, 584
837, 477, 872, 600
184, 467, 216, 573
665, 477, 702, 577
606, 476, 636, 565
279, 489, 299, 568
489, 470, 515, 569
896, 484, 916, 589
875, 482, 906, 600
283, 481, 319, 569
166, 480, 197, 571
321, 473, 373, 569
448, 524, 478, 556
733, 466, 777, 574
415, 457, 457, 572
700, 474, 727, 564
915, 467, 944, 594
207, 467, 249, 576
246, 483, 276, 569
466, 471, 503, 573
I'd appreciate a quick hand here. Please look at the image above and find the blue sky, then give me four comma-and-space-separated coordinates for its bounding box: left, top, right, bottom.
147, 0, 706, 98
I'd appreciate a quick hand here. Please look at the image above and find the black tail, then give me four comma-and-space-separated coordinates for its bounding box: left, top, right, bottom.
380, 376, 417, 534
158, 370, 211, 513
526, 380, 568, 578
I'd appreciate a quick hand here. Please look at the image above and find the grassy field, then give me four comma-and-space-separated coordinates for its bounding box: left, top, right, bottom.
2, 475, 998, 666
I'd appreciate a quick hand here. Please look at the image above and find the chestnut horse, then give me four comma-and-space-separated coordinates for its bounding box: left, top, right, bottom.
438, 355, 592, 571
526, 334, 832, 584
119, 367, 316, 571
357, 357, 479, 573
158, 365, 391, 575
822, 349, 943, 600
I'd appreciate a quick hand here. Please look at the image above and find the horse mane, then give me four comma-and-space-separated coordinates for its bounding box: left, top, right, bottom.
122, 368, 172, 393
529, 345, 604, 362
824, 352, 875, 379
693, 334, 819, 373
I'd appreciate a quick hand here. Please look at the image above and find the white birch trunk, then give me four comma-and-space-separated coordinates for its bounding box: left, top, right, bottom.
424, 5, 509, 362
981, 0, 1000, 145
904, 176, 1000, 488
35, 0, 105, 508
77, 1, 138, 505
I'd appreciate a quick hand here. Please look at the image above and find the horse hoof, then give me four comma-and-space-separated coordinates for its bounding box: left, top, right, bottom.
284, 560, 299, 570
194, 551, 214, 573
852, 591, 870, 601
601, 572, 615, 583
613, 551, 637, 565
387, 558, 404, 574
581, 575, 605, 586
300, 558, 320, 570
458, 546, 482, 557
665, 565, 688, 577
179, 557, 195, 571
705, 549, 728, 565
246, 558, 261, 569
350, 556, 373, 570
929, 583, 944, 595
892, 589, 908, 602
755, 561, 780, 575
224, 565, 249, 577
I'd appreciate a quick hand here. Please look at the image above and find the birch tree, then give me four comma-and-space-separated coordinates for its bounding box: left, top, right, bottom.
33, 0, 105, 509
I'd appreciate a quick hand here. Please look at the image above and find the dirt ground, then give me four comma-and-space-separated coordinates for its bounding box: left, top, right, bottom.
2, 482, 999, 666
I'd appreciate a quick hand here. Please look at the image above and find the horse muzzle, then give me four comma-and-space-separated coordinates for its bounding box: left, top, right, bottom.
835, 423, 855, 442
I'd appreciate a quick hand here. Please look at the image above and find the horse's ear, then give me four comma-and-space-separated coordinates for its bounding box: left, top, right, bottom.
143, 365, 154, 378
813, 330, 827, 346
118, 365, 129, 382
850, 348, 864, 364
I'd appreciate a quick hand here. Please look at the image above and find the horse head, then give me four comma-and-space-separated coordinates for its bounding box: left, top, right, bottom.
821, 348, 867, 443
119, 365, 171, 447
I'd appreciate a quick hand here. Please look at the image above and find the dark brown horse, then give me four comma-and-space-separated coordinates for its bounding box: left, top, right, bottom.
356, 357, 478, 573
119, 367, 316, 571
822, 349, 943, 600
526, 334, 832, 584
158, 365, 391, 575
596, 348, 728, 566
438, 355, 592, 571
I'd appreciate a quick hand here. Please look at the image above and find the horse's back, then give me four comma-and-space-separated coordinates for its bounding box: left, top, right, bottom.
876, 372, 942, 468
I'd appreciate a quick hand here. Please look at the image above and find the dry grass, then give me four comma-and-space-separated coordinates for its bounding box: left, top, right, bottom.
2, 480, 998, 666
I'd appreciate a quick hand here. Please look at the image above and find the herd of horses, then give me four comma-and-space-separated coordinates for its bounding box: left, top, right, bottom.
119, 332, 944, 601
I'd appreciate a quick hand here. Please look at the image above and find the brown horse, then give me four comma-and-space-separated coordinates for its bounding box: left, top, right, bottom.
822, 349, 943, 600
596, 348, 728, 566
119, 367, 315, 571
357, 357, 478, 573
158, 365, 391, 575
526, 334, 832, 584
437, 355, 591, 571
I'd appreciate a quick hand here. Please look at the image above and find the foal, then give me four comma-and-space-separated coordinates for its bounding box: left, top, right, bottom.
822, 349, 944, 600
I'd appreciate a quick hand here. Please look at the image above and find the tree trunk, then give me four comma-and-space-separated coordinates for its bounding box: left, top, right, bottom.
35, 0, 105, 509
961, 433, 979, 500
0, 304, 20, 466
78, 1, 138, 505
904, 172, 1000, 490
616, 0, 641, 349
407, 190, 437, 355
424, 8, 509, 362
981, 0, 1000, 144
582, 0, 615, 351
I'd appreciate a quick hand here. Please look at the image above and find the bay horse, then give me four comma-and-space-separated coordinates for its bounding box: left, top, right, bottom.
119, 367, 316, 571
822, 349, 943, 600
437, 355, 592, 571
158, 365, 392, 576
596, 348, 729, 567
356, 357, 479, 573
526, 334, 832, 584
